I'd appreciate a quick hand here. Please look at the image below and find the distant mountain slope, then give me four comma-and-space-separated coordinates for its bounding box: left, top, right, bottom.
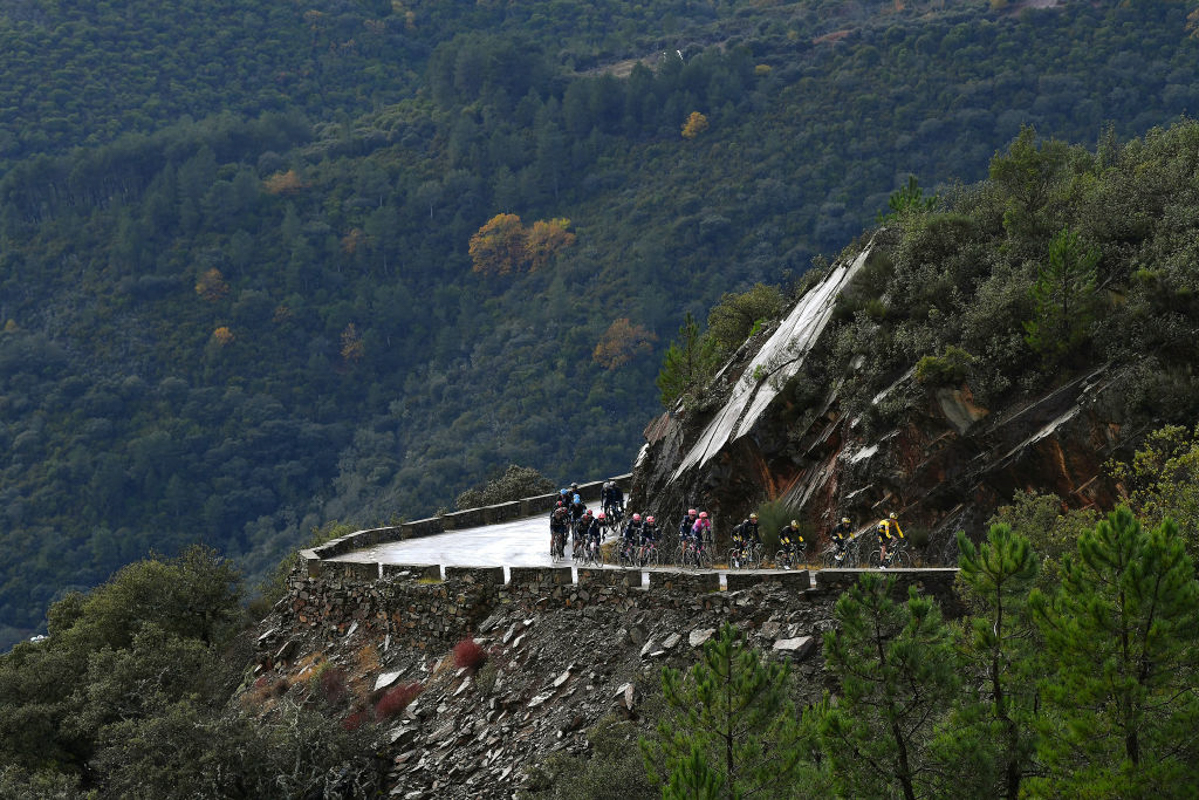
3, 0, 1199, 647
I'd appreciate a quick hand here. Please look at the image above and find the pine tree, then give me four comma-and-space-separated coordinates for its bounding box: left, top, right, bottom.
641, 623, 806, 800
1023, 226, 1099, 359
955, 524, 1040, 799
656, 312, 716, 407
819, 574, 960, 800
1028, 508, 1199, 796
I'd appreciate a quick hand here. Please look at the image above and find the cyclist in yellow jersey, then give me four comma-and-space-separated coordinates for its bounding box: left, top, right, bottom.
876, 512, 904, 568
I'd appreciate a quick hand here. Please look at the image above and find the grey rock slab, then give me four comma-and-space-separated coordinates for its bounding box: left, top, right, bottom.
375, 670, 403, 692
527, 691, 554, 709
689, 628, 715, 648
552, 669, 571, 688
661, 632, 682, 650
772, 636, 816, 659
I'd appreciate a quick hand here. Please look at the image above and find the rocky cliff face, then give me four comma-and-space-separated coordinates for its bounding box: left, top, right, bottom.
252, 572, 854, 798
632, 249, 1146, 556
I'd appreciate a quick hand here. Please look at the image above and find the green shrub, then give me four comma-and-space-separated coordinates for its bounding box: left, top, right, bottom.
915, 345, 975, 386
455, 464, 554, 510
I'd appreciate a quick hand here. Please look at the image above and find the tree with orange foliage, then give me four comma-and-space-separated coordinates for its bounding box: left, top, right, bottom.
469, 213, 528, 276
340, 323, 365, 363
593, 318, 657, 369
212, 327, 234, 346
526, 218, 576, 271
263, 169, 308, 196
681, 111, 709, 139
341, 228, 367, 255
195, 268, 230, 302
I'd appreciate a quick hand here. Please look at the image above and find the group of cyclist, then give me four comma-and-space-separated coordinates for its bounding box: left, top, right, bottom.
549, 479, 907, 569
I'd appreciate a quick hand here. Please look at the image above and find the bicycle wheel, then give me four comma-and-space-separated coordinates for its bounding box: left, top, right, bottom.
644, 546, 659, 568
867, 550, 882, 569
776, 549, 791, 570
893, 549, 911, 568
727, 548, 740, 569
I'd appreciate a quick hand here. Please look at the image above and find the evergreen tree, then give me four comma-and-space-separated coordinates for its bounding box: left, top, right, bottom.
656, 312, 717, 407
1023, 226, 1099, 359
819, 575, 962, 800
641, 623, 806, 800
1028, 508, 1199, 796
954, 524, 1040, 799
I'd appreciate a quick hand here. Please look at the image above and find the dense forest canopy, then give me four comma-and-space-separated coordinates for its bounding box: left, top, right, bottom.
4, 0, 1199, 646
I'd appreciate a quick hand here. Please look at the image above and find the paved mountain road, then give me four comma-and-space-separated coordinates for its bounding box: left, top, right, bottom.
328, 514, 560, 572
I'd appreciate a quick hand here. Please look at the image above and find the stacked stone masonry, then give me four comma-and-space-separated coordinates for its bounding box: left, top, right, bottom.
281, 564, 962, 655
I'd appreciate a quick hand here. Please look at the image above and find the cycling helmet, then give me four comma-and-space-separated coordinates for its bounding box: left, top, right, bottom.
560, 488, 568, 496
571, 482, 579, 490
573, 494, 581, 503
889, 512, 898, 520
583, 509, 593, 517
699, 511, 708, 519
646, 516, 655, 524
688, 508, 697, 516
633, 513, 642, 522
842, 517, 850, 524
749, 513, 758, 520
597, 512, 606, 520
791, 519, 799, 527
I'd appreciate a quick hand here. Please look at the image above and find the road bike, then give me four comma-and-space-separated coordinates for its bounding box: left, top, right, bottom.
580, 537, 603, 566
637, 541, 660, 568
822, 536, 863, 568
728, 541, 763, 570
775, 543, 806, 570
550, 528, 567, 560
679, 538, 713, 569
867, 538, 911, 569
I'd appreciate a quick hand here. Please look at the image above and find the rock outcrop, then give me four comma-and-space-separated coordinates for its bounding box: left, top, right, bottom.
632, 248, 1147, 556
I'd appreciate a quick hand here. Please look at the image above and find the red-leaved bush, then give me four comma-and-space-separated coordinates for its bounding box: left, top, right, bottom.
342, 708, 371, 732
453, 638, 488, 669
375, 681, 423, 720
319, 666, 348, 705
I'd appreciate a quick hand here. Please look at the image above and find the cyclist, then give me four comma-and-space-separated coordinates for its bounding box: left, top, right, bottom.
549, 504, 569, 558
675, 507, 695, 542
640, 515, 660, 564
691, 511, 712, 553
579, 511, 602, 557
830, 516, 853, 562
574, 509, 596, 552
876, 512, 904, 568
622, 513, 645, 562
568, 494, 587, 525
601, 480, 625, 518
778, 520, 804, 567
730, 513, 760, 567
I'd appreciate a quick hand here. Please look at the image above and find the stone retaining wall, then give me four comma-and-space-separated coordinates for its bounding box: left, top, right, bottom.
279, 563, 964, 657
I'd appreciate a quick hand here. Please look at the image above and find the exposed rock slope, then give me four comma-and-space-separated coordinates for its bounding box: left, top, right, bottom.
633, 250, 1147, 555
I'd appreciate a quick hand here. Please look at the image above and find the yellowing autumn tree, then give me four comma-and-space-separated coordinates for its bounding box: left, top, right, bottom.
263, 169, 308, 196
212, 327, 234, 346
469, 213, 529, 276
593, 318, 657, 369
526, 218, 576, 271
195, 268, 230, 302
341, 228, 367, 255
681, 111, 709, 139
340, 323, 365, 363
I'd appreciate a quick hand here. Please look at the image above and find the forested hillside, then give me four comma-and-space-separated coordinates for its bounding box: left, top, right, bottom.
3, 0, 1199, 645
